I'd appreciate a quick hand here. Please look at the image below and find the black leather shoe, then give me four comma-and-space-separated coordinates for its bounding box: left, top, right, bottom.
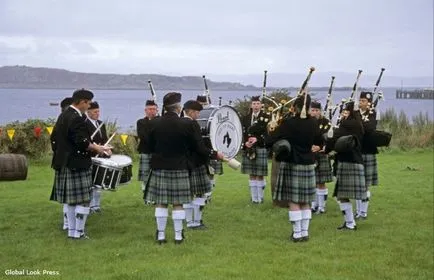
301, 236, 309, 242
354, 213, 367, 220
337, 223, 357, 231
290, 232, 303, 243
174, 239, 184, 245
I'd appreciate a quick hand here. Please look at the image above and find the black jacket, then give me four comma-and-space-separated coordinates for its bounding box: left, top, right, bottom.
51, 106, 93, 170
266, 115, 322, 165
148, 112, 216, 170
137, 117, 157, 154
183, 117, 217, 168
241, 110, 271, 149
325, 116, 364, 164
358, 109, 378, 154
85, 118, 108, 157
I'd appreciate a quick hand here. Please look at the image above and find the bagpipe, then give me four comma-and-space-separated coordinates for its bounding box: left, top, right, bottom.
266, 66, 316, 133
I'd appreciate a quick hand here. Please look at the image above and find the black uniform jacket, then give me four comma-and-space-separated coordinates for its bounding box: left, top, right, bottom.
147, 112, 216, 170
325, 116, 364, 164
241, 110, 271, 149
266, 115, 322, 165
51, 106, 93, 170
358, 109, 378, 154
137, 117, 158, 154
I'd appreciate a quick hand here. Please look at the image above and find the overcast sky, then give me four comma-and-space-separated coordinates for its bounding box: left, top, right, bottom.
0, 0, 433, 77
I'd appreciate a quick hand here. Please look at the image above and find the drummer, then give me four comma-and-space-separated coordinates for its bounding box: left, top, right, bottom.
85, 101, 109, 213
196, 94, 223, 203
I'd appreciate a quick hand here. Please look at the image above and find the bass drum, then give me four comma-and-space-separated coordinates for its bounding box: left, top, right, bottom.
197, 105, 243, 159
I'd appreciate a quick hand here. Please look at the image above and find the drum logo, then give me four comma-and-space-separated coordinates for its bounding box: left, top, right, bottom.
217, 112, 230, 123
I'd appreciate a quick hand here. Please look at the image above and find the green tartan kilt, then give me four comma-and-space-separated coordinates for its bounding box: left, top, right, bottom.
145, 169, 192, 205
138, 153, 151, 181
241, 147, 268, 176
273, 163, 316, 203
190, 165, 212, 196
333, 162, 367, 200
209, 159, 223, 175
50, 168, 93, 205
362, 154, 378, 187
315, 153, 333, 184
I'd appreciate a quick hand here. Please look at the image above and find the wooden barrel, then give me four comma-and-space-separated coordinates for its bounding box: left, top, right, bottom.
0, 154, 28, 181
271, 155, 289, 208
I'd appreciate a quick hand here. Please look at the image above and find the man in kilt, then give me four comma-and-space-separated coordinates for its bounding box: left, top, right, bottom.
137, 100, 159, 199
241, 96, 270, 203
266, 93, 321, 242
145, 92, 223, 244
197, 94, 223, 202
50, 89, 111, 239
85, 101, 109, 213
182, 100, 224, 229
50, 97, 73, 231
325, 100, 366, 230
310, 101, 333, 214
356, 91, 379, 219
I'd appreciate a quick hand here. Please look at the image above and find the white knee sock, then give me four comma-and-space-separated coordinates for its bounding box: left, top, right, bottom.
62, 204, 68, 230
339, 202, 356, 228
249, 179, 259, 202
318, 189, 328, 211
257, 179, 265, 202
361, 190, 371, 217
172, 210, 186, 240
183, 203, 194, 226
67, 205, 76, 238
301, 209, 312, 237
155, 208, 168, 240
289, 211, 302, 239
93, 189, 101, 209
74, 205, 90, 238
193, 197, 206, 225
355, 200, 362, 215
312, 189, 318, 210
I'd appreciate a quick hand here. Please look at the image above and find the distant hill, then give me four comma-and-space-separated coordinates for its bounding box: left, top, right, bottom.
0, 66, 257, 90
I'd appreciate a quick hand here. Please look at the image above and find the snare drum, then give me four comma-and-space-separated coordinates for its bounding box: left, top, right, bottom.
197, 105, 243, 159
91, 157, 123, 190
91, 154, 133, 190
110, 154, 133, 184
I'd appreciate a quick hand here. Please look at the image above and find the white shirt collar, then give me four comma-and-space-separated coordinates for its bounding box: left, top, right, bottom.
70, 105, 83, 116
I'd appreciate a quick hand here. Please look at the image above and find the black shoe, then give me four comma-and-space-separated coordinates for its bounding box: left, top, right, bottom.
290, 232, 303, 243
354, 213, 367, 220
301, 236, 309, 242
192, 223, 207, 230
174, 230, 185, 244
337, 223, 357, 231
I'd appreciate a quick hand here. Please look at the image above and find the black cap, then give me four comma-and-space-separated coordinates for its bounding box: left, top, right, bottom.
343, 100, 355, 112
311, 100, 321, 110
146, 100, 157, 106
360, 91, 373, 103
251, 96, 261, 102
196, 95, 208, 103
184, 100, 203, 111
163, 92, 182, 106
88, 101, 99, 110
72, 88, 94, 101
60, 97, 73, 109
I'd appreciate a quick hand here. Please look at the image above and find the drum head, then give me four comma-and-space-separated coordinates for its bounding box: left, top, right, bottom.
110, 155, 132, 167
92, 157, 119, 168
208, 105, 243, 159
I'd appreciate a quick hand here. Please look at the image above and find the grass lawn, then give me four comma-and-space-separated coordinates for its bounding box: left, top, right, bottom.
0, 149, 433, 280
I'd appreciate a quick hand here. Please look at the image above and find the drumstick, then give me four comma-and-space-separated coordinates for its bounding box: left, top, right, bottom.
90, 121, 104, 140
95, 132, 116, 158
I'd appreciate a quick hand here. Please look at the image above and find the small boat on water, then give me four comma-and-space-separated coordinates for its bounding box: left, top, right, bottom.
49, 102, 59, 106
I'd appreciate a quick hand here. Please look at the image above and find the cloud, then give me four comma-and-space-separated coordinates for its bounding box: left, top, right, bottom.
0, 0, 432, 76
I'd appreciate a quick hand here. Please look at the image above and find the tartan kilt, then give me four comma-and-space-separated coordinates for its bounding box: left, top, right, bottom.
274, 163, 316, 203
362, 154, 378, 187
145, 169, 192, 205
189, 165, 212, 196
241, 147, 268, 176
209, 159, 223, 175
333, 162, 367, 200
315, 153, 333, 184
138, 153, 151, 181
50, 168, 93, 204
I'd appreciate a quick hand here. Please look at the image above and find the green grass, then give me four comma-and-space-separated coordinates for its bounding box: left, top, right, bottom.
0, 150, 433, 280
